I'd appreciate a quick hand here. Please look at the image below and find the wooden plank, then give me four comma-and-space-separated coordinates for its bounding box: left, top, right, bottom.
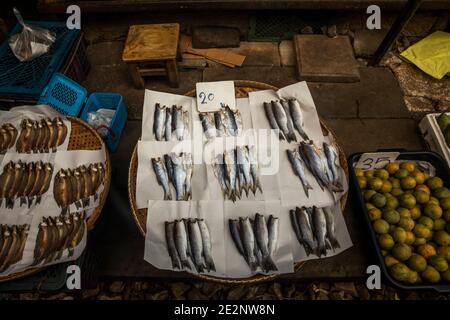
139, 68, 167, 76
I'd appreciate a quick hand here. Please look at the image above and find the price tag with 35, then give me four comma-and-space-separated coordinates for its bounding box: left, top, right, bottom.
355, 152, 400, 170
196, 81, 236, 112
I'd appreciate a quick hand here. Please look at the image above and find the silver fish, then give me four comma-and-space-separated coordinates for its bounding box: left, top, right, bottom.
234, 109, 243, 136
163, 154, 174, 184
289, 99, 309, 140
271, 100, 292, 142
188, 219, 206, 273
170, 153, 187, 201
153, 103, 166, 141
213, 155, 228, 198
223, 105, 238, 136
199, 112, 216, 139
198, 219, 215, 272
182, 153, 193, 200
280, 100, 297, 142
182, 110, 189, 140
214, 112, 224, 137
229, 219, 245, 257
165, 107, 172, 141
174, 220, 191, 270
236, 146, 252, 196
287, 149, 313, 197
267, 215, 279, 257
250, 218, 263, 269
323, 206, 340, 250
295, 207, 317, 256
182, 218, 192, 260
224, 150, 238, 201
299, 141, 333, 194
165, 221, 181, 269
313, 206, 332, 257
151, 157, 172, 200
239, 217, 258, 272
290, 209, 303, 247
172, 106, 185, 141
323, 142, 343, 191
254, 213, 277, 272
263, 102, 284, 140
247, 146, 262, 194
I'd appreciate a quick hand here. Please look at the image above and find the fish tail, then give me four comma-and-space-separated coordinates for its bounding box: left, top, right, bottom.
248, 259, 258, 272
288, 133, 297, 143
262, 255, 278, 272
171, 257, 181, 270
205, 256, 216, 272
317, 243, 327, 258
181, 259, 191, 270
330, 237, 340, 250
256, 180, 263, 194
278, 131, 286, 140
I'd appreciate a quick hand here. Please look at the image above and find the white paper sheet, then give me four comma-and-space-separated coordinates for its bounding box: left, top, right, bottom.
223, 200, 294, 277
288, 202, 353, 263
144, 200, 226, 277
142, 90, 195, 141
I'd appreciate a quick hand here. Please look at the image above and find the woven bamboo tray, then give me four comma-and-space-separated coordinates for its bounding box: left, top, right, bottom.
0, 117, 111, 283
128, 80, 349, 284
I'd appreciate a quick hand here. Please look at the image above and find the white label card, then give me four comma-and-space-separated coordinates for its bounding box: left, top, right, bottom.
196, 81, 236, 112
355, 152, 400, 170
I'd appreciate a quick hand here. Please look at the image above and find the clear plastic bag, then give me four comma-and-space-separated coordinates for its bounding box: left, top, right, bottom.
87, 109, 116, 138
8, 8, 56, 62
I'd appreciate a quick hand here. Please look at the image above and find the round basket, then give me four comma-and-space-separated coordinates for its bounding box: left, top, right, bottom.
0, 117, 111, 283
128, 80, 348, 284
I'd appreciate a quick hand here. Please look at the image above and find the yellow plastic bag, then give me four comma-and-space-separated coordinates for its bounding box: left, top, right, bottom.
400, 31, 450, 80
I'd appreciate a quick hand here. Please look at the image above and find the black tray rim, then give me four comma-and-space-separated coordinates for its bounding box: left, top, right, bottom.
348, 150, 450, 293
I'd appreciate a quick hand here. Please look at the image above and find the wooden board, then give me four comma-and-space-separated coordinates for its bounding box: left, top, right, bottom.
122, 24, 180, 62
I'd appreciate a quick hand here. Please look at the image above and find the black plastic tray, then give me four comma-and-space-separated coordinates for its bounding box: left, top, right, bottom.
348, 150, 450, 292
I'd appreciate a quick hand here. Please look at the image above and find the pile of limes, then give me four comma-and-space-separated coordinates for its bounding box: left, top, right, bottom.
355, 161, 450, 284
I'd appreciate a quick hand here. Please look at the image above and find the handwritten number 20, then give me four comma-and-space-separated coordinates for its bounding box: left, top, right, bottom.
199, 92, 214, 104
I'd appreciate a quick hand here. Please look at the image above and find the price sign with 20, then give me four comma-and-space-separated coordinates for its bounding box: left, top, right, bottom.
355, 152, 400, 170
196, 81, 236, 112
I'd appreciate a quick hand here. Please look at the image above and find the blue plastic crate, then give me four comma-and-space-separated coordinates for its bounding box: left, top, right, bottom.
0, 21, 79, 98
38, 73, 87, 116
80, 93, 128, 152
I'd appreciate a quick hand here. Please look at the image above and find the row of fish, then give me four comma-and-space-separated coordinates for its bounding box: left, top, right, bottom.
263, 99, 309, 143
200, 105, 243, 139
165, 218, 216, 273
33, 212, 86, 266
229, 214, 279, 273
0, 224, 29, 273
53, 163, 105, 214
290, 206, 340, 258
287, 141, 343, 198
152, 152, 193, 201
0, 123, 18, 154
16, 117, 68, 153
0, 161, 53, 209
212, 146, 262, 202
153, 104, 189, 141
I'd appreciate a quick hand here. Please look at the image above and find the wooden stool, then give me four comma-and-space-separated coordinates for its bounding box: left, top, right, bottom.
122, 23, 180, 89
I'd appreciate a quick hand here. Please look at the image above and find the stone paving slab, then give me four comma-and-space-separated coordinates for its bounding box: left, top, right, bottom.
86, 40, 125, 66
357, 67, 410, 119
82, 64, 202, 120
279, 40, 295, 67
353, 29, 387, 58
229, 42, 281, 67
203, 66, 297, 88
294, 35, 360, 83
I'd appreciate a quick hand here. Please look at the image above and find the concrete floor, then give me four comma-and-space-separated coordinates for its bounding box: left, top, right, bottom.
78, 23, 433, 281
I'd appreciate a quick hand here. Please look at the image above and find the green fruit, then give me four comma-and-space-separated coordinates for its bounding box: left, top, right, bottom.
414, 237, 427, 246
366, 203, 375, 210
400, 193, 416, 209
434, 187, 450, 199
364, 190, 377, 201
368, 208, 382, 221
392, 243, 412, 261
427, 177, 444, 190
383, 209, 400, 224
397, 207, 411, 218
443, 269, 450, 282
395, 169, 409, 179
434, 230, 450, 246
437, 112, 450, 132
379, 234, 395, 250
357, 176, 367, 189
392, 227, 407, 243
375, 169, 390, 180
414, 191, 430, 204
440, 197, 450, 210
418, 216, 434, 230
398, 217, 415, 231
368, 177, 383, 191
405, 231, 416, 245
410, 206, 422, 220
424, 204, 443, 219
385, 197, 399, 210
391, 188, 404, 197
390, 263, 410, 282
373, 219, 390, 234
401, 176, 417, 190
429, 255, 448, 272
385, 255, 400, 268
407, 254, 427, 272
414, 224, 432, 239
421, 266, 441, 283
434, 219, 446, 231
371, 193, 387, 208
406, 270, 420, 284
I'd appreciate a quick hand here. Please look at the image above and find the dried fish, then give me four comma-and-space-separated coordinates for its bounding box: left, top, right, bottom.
152, 157, 172, 200
153, 103, 166, 141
